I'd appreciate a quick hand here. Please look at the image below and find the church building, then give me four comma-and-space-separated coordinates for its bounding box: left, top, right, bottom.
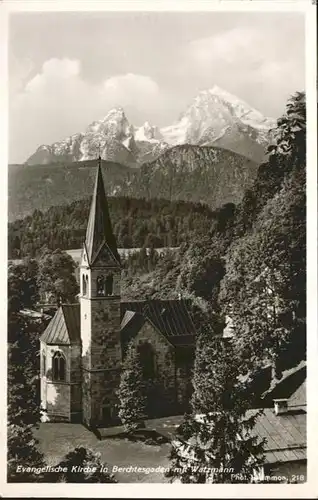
40, 158, 196, 429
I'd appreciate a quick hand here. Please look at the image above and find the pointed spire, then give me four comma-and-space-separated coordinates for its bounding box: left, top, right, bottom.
84, 158, 120, 266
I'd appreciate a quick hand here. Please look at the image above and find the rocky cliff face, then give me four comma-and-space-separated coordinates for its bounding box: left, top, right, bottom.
124, 144, 259, 208
25, 86, 275, 166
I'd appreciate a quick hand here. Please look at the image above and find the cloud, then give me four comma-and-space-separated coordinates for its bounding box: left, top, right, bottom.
189, 28, 258, 66
10, 59, 162, 162
25, 58, 81, 92
9, 55, 34, 99
102, 73, 160, 109
187, 25, 305, 116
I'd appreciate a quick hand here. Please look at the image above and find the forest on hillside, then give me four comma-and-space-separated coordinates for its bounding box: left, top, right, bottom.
8, 145, 257, 222
8, 197, 231, 259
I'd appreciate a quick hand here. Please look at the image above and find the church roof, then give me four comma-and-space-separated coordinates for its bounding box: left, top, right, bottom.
84, 157, 120, 266
41, 299, 196, 348
120, 299, 196, 347
40, 304, 80, 345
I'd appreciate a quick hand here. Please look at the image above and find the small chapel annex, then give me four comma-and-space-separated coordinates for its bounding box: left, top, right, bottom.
40, 157, 196, 429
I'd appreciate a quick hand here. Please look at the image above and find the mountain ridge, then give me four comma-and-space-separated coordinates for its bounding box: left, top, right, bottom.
25, 86, 275, 166
9, 144, 259, 222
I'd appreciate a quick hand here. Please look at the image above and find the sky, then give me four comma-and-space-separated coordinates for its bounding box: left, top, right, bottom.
9, 11, 305, 164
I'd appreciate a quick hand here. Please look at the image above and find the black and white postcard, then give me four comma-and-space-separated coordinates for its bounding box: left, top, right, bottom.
1, 0, 317, 497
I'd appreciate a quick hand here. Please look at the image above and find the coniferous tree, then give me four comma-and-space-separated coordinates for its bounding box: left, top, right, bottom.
166, 333, 265, 483
7, 423, 46, 482
116, 341, 147, 432
7, 279, 46, 482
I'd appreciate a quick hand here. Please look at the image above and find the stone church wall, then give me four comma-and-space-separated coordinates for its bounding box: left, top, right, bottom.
70, 344, 82, 420
81, 295, 122, 427
41, 343, 72, 422
90, 298, 122, 370
133, 321, 177, 417
82, 368, 121, 428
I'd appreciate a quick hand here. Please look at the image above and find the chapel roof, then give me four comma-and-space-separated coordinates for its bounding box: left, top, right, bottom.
40, 304, 80, 345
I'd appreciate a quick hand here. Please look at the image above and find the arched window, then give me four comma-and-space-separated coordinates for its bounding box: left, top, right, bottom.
52, 351, 66, 382
96, 276, 105, 297
105, 274, 113, 296
42, 350, 46, 376
82, 274, 87, 296
138, 342, 156, 379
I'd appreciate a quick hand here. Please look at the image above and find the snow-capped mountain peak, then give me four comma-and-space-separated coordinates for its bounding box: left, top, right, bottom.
135, 121, 163, 143
160, 85, 276, 161
25, 86, 276, 166
198, 85, 275, 130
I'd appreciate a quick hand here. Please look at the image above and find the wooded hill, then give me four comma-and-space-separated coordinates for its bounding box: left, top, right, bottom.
8, 196, 232, 259
8, 145, 257, 221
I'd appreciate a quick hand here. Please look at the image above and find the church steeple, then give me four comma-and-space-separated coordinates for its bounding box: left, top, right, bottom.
84, 156, 120, 266
80, 155, 122, 428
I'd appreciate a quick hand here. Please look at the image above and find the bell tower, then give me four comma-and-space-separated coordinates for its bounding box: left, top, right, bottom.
80, 156, 122, 428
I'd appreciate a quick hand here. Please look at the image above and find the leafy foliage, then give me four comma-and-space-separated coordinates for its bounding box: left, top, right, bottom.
36, 248, 79, 304
220, 92, 306, 376
7, 424, 46, 482
166, 335, 265, 483
122, 203, 236, 309
8, 196, 216, 259
234, 91, 305, 236
7, 265, 46, 481
116, 342, 147, 432
8, 318, 42, 426
8, 259, 39, 314
56, 447, 117, 483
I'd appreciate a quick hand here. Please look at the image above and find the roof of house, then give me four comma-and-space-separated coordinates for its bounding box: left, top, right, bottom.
19, 308, 52, 321
249, 407, 306, 464
120, 299, 196, 347
288, 381, 306, 412
40, 304, 80, 345
262, 361, 306, 407
175, 405, 306, 469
